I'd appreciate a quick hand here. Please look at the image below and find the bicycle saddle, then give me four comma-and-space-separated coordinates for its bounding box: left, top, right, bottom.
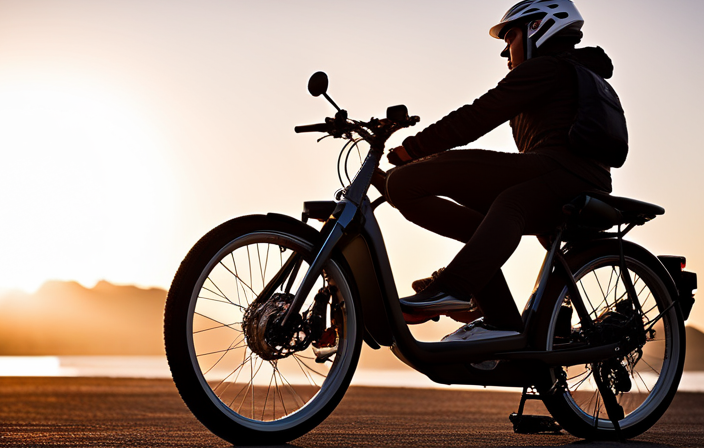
563, 192, 665, 230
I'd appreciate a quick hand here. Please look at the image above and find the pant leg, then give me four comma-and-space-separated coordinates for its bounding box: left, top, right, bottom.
385, 149, 556, 243
386, 149, 598, 331
439, 168, 598, 330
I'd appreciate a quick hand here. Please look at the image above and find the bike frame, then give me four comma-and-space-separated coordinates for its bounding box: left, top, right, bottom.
278, 143, 646, 389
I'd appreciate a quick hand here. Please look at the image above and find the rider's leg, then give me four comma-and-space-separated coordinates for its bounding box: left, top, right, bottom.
437, 168, 596, 330
387, 150, 560, 328
387, 150, 597, 331
386, 150, 556, 242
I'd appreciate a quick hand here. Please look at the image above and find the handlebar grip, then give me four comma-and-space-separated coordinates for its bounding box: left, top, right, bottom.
294, 123, 330, 133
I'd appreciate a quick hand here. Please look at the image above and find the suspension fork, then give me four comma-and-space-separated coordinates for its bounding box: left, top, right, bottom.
280, 147, 385, 325
281, 200, 358, 325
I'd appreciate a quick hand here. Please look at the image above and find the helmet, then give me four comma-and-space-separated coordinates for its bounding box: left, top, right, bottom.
490, 0, 584, 54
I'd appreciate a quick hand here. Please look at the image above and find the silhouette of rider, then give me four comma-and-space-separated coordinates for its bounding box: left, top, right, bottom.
387, 0, 619, 341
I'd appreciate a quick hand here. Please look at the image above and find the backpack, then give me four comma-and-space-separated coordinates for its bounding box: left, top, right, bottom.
563, 57, 629, 168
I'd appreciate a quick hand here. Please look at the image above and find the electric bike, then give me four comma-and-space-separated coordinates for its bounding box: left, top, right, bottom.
164, 72, 697, 445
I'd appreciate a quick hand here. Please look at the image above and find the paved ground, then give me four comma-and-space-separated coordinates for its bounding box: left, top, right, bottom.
0, 377, 703, 447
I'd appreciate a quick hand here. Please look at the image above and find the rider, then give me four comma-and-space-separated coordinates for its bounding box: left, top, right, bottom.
387, 0, 618, 340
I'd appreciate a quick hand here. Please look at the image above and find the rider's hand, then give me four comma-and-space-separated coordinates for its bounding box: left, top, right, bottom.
387, 146, 412, 166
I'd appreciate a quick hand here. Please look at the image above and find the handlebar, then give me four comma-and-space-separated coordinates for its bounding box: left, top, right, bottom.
294, 123, 330, 133
294, 107, 420, 148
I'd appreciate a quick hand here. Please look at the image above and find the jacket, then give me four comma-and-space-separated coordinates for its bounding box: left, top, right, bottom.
402, 46, 617, 191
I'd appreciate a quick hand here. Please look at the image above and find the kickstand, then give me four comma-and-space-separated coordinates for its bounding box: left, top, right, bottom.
509, 386, 562, 435
593, 364, 625, 441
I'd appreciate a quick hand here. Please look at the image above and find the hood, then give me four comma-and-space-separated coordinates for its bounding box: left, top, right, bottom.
572, 46, 614, 79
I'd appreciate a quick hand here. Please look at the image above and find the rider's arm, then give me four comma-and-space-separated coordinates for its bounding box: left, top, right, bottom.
402, 56, 564, 159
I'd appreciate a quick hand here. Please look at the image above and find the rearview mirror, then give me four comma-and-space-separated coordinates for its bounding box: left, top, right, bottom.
308, 72, 329, 97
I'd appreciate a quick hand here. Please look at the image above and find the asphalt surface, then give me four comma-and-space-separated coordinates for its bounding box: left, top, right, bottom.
0, 377, 703, 447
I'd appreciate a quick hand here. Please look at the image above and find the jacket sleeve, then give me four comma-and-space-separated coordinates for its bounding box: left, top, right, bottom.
402, 56, 563, 158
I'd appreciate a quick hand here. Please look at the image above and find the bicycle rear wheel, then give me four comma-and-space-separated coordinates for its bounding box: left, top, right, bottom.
540, 248, 685, 440
164, 215, 362, 445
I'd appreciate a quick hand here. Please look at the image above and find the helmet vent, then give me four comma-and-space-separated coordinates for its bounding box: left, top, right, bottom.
548, 4, 559, 9
530, 18, 555, 42
524, 8, 540, 14
554, 12, 569, 19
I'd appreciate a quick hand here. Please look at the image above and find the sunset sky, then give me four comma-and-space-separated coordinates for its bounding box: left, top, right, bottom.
1, 0, 703, 331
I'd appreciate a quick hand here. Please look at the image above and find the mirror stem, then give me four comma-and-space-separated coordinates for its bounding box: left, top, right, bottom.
323, 93, 341, 112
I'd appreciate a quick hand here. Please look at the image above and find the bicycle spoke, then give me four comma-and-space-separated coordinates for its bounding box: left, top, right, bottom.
201, 335, 247, 375
569, 369, 594, 392
632, 369, 653, 394
593, 270, 609, 309
194, 321, 243, 334
247, 246, 253, 293
273, 364, 288, 416
194, 312, 242, 333
263, 244, 271, 282
198, 294, 246, 308
262, 368, 276, 421
231, 252, 245, 305
292, 355, 322, 389
256, 244, 265, 285
273, 362, 306, 410
579, 280, 598, 317
217, 261, 258, 299
197, 339, 247, 358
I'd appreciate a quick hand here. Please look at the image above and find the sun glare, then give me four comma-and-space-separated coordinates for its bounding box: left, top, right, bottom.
0, 78, 176, 293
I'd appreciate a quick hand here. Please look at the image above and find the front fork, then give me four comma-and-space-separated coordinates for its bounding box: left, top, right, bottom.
281, 147, 384, 325
281, 200, 357, 325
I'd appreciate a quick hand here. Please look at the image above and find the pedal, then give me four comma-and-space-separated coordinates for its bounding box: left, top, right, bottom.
509, 414, 562, 435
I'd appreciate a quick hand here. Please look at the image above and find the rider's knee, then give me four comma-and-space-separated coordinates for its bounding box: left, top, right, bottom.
384, 166, 406, 209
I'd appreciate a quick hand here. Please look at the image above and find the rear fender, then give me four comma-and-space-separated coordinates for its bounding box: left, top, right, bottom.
530, 238, 681, 350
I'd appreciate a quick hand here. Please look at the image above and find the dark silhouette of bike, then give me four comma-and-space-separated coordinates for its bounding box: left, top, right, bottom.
164, 72, 697, 445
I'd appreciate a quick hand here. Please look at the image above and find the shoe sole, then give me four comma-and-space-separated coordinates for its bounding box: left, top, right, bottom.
400, 297, 474, 312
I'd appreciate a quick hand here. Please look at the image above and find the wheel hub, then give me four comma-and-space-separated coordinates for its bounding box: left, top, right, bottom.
242, 292, 304, 361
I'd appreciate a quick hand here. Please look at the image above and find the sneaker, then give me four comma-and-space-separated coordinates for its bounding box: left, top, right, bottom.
400, 286, 475, 313
441, 318, 520, 342
411, 268, 445, 293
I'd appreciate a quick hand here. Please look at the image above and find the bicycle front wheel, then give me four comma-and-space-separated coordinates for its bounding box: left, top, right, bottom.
540, 247, 685, 440
164, 215, 362, 445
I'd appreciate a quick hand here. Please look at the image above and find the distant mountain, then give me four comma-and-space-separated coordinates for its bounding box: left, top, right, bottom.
0, 280, 166, 355
685, 326, 704, 371
0, 281, 702, 373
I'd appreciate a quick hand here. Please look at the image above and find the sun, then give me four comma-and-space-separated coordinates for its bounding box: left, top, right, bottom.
0, 76, 177, 293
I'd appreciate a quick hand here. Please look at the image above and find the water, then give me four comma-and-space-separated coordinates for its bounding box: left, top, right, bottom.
1, 356, 703, 393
